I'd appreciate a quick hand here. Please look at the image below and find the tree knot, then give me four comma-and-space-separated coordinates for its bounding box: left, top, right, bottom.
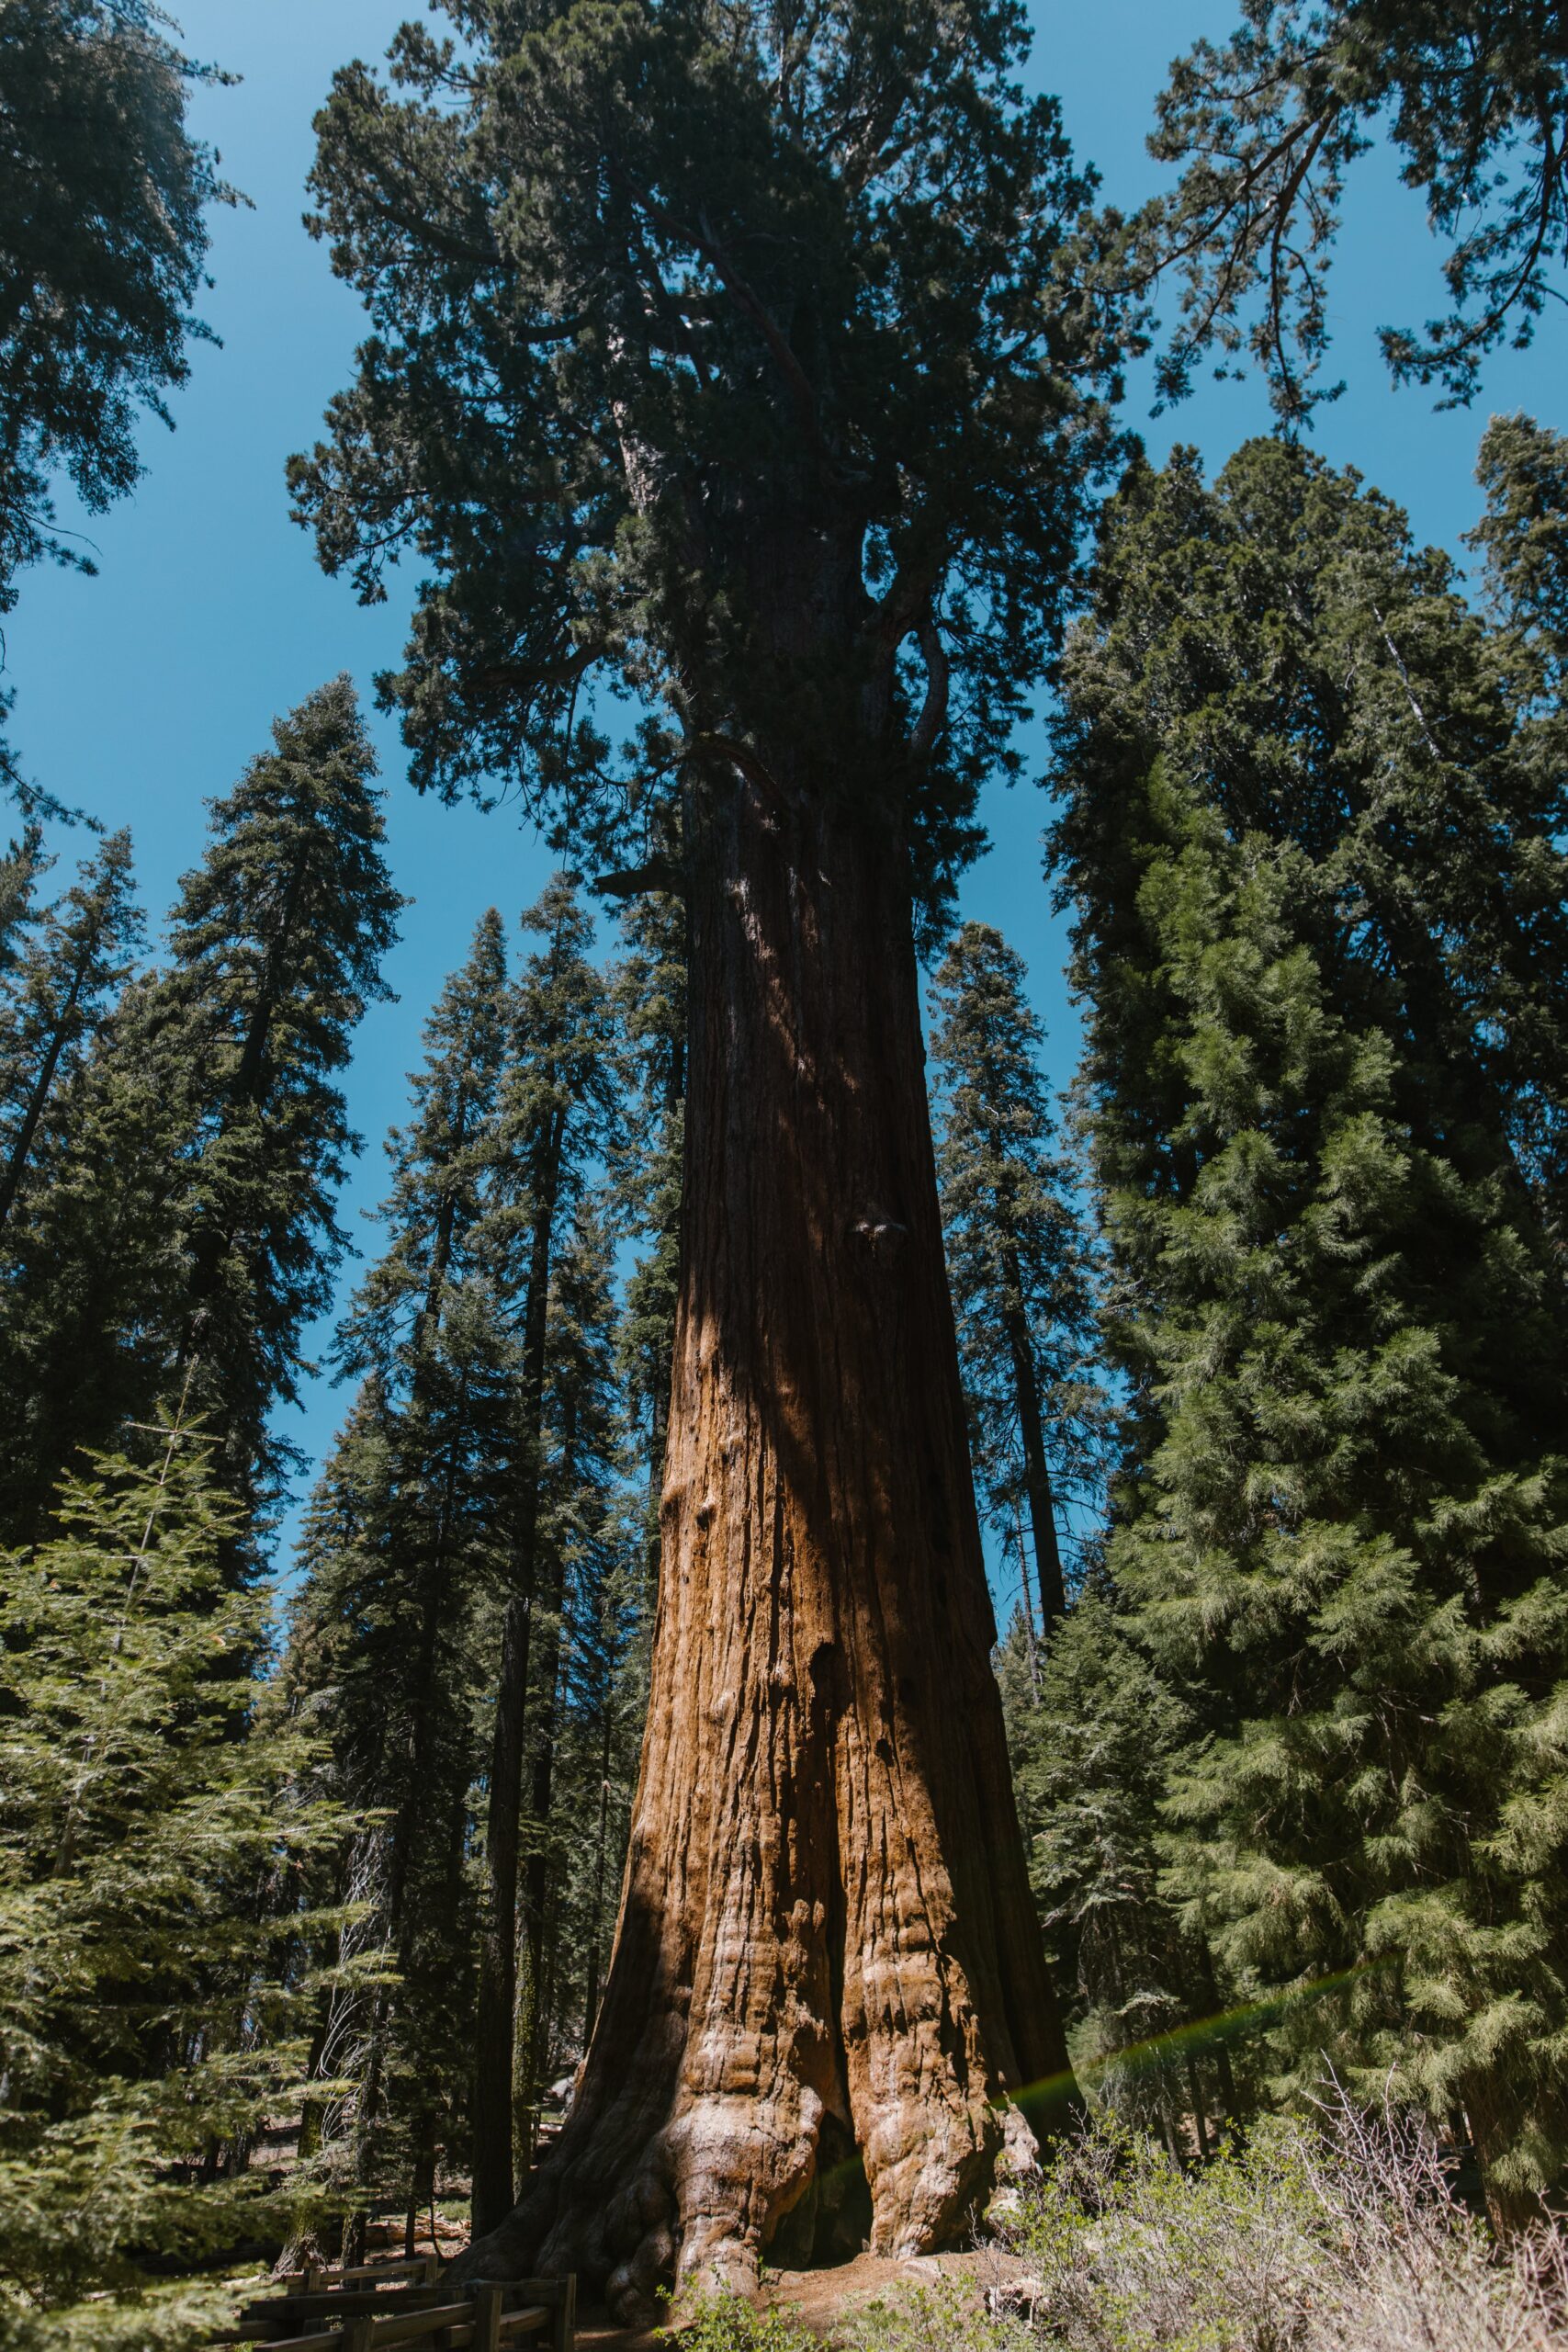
850, 1204, 908, 1260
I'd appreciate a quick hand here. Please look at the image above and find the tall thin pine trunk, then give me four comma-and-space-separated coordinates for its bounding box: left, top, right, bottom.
1000, 1258, 1067, 1629
471, 1132, 562, 2233
0, 951, 89, 1230
514, 1437, 570, 2166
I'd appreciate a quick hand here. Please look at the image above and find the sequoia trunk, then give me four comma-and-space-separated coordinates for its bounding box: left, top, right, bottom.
461, 767, 1075, 2317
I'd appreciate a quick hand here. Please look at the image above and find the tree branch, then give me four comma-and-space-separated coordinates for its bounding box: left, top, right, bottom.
590, 858, 682, 899
908, 618, 949, 763
694, 207, 823, 450
684, 729, 790, 805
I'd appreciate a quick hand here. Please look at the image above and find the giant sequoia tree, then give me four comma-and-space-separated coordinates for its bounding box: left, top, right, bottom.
293, 0, 1117, 2312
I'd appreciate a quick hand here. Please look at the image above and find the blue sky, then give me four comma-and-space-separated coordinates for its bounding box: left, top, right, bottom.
6, 1, 1561, 1573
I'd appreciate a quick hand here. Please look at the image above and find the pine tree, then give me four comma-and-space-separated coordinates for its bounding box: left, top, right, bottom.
512, 1193, 634, 2166
0, 1428, 353, 2335
470, 876, 617, 2233
557, 1518, 647, 2064
147, 676, 402, 1528
0, 823, 47, 994
997, 1591, 1239, 2161
277, 1380, 408, 2263
0, 0, 226, 802
0, 684, 400, 1549
0, 849, 176, 1546
283, 1366, 496, 2263
0, 829, 141, 1230
1466, 411, 1568, 1250
283, 912, 515, 2252
928, 922, 1104, 1634
1052, 438, 1568, 2223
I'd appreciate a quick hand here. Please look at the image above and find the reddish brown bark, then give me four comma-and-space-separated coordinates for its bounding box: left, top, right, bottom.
459, 762, 1076, 2318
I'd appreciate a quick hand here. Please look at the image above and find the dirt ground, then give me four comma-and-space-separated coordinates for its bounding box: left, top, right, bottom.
575, 2247, 1013, 2352
357, 2199, 1020, 2350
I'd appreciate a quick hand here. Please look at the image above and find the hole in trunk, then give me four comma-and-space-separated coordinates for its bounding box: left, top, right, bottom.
766, 2119, 873, 2269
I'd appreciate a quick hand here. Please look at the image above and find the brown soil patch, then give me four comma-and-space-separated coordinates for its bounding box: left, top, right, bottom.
575, 2246, 1017, 2352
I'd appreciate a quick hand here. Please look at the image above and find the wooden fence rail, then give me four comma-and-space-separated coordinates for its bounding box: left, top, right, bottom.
228, 2270, 575, 2352
276, 2261, 443, 2296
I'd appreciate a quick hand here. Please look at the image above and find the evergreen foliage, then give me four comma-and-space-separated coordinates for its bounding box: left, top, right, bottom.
997, 1595, 1233, 2155
279, 884, 648, 2247
282, 910, 515, 2246
0, 829, 141, 1231
1465, 410, 1568, 1244
282, 1370, 491, 2260
8, 4, 1568, 2294
1051, 431, 1568, 2222
1134, 0, 1568, 419
0, 0, 228, 803
0, 842, 175, 1546
471, 875, 620, 2219
928, 921, 1105, 1630
0, 1430, 350, 2341
0, 682, 400, 1552
146, 677, 403, 1527
289, 0, 1124, 928
0, 828, 46, 973
513, 1191, 640, 2133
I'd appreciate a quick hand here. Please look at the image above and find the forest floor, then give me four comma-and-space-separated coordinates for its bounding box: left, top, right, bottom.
577, 2248, 1010, 2352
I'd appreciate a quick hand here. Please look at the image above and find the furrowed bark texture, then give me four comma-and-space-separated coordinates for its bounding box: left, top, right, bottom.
461, 772, 1073, 2319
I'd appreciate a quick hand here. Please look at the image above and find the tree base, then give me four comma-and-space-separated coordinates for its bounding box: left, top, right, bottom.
456, 2086, 1046, 2324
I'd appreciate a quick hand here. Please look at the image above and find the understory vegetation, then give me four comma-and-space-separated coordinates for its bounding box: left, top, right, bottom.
684, 2101, 1568, 2352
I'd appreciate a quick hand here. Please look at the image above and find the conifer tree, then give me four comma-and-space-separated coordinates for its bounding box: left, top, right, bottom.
996, 1593, 1236, 2159
513, 1193, 633, 2167
558, 1527, 647, 2063
285, 912, 514, 2249
928, 922, 1103, 1633
0, 829, 141, 1230
0, 0, 226, 801
1466, 411, 1568, 1247
148, 676, 402, 1527
0, 845, 175, 1545
284, 1367, 495, 2262
1133, 0, 1568, 418
294, 2, 1115, 2289
0, 823, 46, 993
471, 876, 616, 2233
0, 1430, 352, 2334
1052, 437, 1568, 2224
0, 684, 400, 1548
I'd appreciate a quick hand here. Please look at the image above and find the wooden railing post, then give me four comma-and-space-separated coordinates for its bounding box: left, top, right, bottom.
470, 2284, 502, 2352
343, 2316, 374, 2352
551, 2278, 575, 2352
